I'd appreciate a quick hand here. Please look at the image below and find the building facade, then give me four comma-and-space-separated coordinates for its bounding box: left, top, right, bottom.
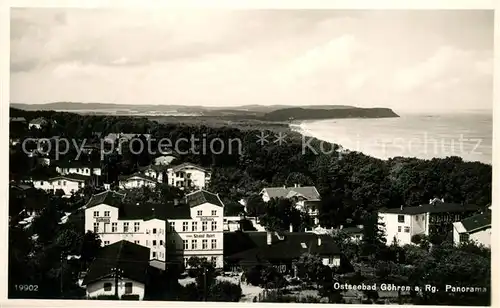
32, 174, 88, 196
452, 211, 491, 247
379, 199, 481, 246
119, 173, 158, 190
84, 191, 167, 263
166, 163, 211, 189
167, 190, 224, 268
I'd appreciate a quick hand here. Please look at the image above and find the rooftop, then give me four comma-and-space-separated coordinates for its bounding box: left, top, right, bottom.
82, 240, 150, 285
225, 231, 340, 262
49, 173, 90, 182
85, 190, 127, 209
460, 211, 491, 232
118, 172, 158, 183
261, 186, 320, 201
29, 117, 47, 125
380, 201, 481, 215
185, 190, 224, 208
170, 162, 208, 172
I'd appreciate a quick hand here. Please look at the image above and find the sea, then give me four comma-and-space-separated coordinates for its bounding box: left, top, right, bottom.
292, 111, 492, 165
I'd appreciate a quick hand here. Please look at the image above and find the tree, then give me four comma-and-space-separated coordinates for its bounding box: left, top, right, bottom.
80, 231, 101, 267
294, 253, 329, 283
360, 213, 386, 261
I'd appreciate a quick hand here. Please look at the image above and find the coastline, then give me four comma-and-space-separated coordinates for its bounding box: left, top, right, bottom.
288, 117, 492, 165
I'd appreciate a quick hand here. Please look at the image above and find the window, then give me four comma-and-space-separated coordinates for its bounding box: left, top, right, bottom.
103, 282, 112, 291
202, 239, 208, 249
197, 210, 203, 216
104, 241, 110, 245
63, 181, 67, 186
184, 258, 189, 267
123, 222, 129, 233
404, 226, 410, 233
104, 211, 110, 217
125, 282, 133, 294
210, 256, 217, 264
183, 240, 188, 249
93, 222, 99, 233
460, 233, 470, 243
169, 222, 175, 231
211, 239, 217, 249
397, 215, 405, 223
93, 211, 99, 217
134, 240, 140, 244
146, 240, 149, 246
134, 222, 140, 232
182, 222, 188, 231
202, 221, 208, 231
415, 216, 419, 221
211, 221, 217, 231
153, 240, 157, 246
112, 223, 117, 232
192, 221, 198, 231
398, 226, 402, 232
211, 210, 217, 216
191, 239, 197, 250
160, 240, 164, 246
58, 181, 61, 186
153, 228, 157, 234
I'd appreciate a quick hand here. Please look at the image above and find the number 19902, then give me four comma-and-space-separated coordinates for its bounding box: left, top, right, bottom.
14, 285, 38, 292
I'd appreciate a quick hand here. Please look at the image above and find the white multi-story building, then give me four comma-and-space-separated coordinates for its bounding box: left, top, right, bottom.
167, 190, 224, 268
31, 174, 89, 196
166, 163, 211, 189
452, 211, 491, 247
379, 199, 481, 246
118, 173, 158, 190
84, 191, 168, 268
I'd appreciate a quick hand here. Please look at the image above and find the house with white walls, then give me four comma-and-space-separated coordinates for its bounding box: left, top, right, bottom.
30, 173, 89, 196
139, 165, 168, 183
167, 190, 225, 268
166, 163, 211, 190
379, 198, 481, 246
452, 211, 491, 247
28, 117, 48, 130
84, 190, 168, 268
118, 173, 158, 189
56, 161, 102, 176
82, 240, 150, 300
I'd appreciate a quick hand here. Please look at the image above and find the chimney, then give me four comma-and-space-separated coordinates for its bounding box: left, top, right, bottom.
317, 236, 322, 246
267, 231, 273, 245
400, 205, 403, 210
289, 224, 293, 233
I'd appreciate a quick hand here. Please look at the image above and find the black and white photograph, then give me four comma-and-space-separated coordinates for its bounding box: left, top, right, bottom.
7, 5, 494, 306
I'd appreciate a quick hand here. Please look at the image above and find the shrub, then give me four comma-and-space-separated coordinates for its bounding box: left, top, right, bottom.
411, 234, 422, 244
208, 281, 242, 302
92, 295, 119, 300
121, 294, 140, 300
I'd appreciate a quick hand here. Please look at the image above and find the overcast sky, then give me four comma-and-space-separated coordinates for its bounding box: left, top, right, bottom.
10, 9, 493, 111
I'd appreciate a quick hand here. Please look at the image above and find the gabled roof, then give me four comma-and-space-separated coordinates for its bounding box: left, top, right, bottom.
119, 172, 158, 183
85, 190, 126, 209
49, 173, 90, 182
10, 117, 26, 122
170, 162, 208, 173
460, 212, 491, 233
225, 231, 340, 262
261, 186, 320, 201
185, 190, 224, 208
380, 202, 481, 215
82, 240, 150, 286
